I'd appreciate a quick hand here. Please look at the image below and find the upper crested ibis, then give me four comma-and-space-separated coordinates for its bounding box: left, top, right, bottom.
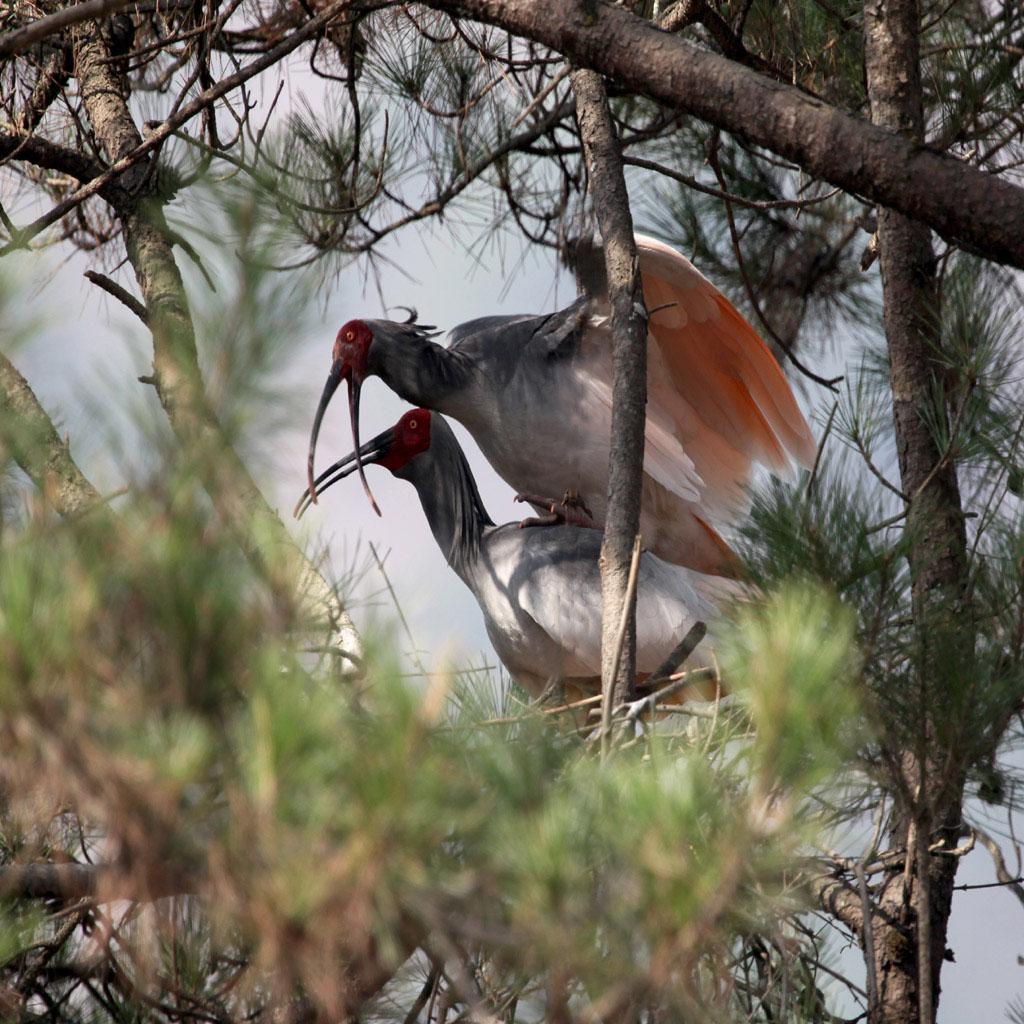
305, 235, 816, 577
296, 409, 714, 700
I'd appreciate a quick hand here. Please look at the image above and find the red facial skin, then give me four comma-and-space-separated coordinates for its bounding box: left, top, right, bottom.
334, 319, 373, 382
379, 409, 432, 472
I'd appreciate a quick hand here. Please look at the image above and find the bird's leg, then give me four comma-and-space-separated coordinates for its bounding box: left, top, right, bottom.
515, 489, 598, 530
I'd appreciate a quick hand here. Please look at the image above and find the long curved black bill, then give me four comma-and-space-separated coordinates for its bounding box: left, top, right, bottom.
294, 425, 397, 520
306, 362, 343, 506
347, 376, 381, 517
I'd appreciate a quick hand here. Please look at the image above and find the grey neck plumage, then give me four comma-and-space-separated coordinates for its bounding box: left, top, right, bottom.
393, 416, 493, 576
365, 320, 468, 410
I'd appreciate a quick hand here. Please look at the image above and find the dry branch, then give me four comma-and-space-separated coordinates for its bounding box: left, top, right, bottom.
0, 0, 135, 59
1, 0, 358, 255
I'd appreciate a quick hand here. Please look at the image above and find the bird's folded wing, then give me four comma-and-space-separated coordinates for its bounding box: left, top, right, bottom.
506, 530, 709, 676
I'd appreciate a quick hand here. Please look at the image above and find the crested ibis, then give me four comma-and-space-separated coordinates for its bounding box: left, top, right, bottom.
296, 409, 716, 700
305, 235, 816, 577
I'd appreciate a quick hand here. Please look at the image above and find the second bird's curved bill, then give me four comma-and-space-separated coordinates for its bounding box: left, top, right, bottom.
295, 422, 398, 520
306, 362, 380, 516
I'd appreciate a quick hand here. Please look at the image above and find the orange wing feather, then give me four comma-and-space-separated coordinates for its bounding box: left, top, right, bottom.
636, 235, 816, 516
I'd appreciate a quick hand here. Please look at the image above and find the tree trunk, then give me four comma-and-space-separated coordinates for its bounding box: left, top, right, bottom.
863, 0, 970, 1020
569, 67, 647, 722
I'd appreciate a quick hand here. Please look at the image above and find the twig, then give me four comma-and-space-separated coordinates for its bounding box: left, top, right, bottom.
856, 800, 886, 1016
369, 542, 430, 679
806, 399, 838, 494
930, 828, 975, 857
473, 693, 603, 727
973, 828, 1024, 910
84, 270, 149, 324
402, 964, 441, 1024
17, 905, 89, 997
647, 620, 707, 685
707, 136, 842, 391
865, 384, 973, 534
623, 154, 841, 212
510, 65, 570, 128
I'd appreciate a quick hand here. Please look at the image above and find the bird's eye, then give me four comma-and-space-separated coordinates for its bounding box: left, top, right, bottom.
345, 331, 355, 342
408, 419, 418, 430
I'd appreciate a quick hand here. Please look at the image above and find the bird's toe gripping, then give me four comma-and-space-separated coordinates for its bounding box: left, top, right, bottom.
514, 490, 598, 531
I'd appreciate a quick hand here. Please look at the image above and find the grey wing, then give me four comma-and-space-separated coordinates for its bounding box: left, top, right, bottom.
445, 314, 539, 352
446, 299, 590, 362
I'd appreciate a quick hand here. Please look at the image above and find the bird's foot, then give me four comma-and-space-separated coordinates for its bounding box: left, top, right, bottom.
515, 489, 597, 530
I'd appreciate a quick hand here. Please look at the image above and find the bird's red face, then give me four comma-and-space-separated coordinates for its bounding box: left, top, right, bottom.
294, 409, 433, 519
332, 319, 373, 384
306, 319, 378, 514
376, 409, 432, 471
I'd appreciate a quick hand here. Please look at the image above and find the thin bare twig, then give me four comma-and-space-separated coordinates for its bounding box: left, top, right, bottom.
84, 270, 149, 323
856, 800, 886, 1016
973, 828, 1024, 910
623, 154, 842, 212
369, 541, 430, 679
707, 136, 843, 391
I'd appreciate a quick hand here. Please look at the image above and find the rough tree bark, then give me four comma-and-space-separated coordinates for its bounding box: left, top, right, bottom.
569, 67, 647, 721
0, 352, 103, 517
425, 0, 1024, 271
69, 19, 360, 661
863, 0, 970, 1021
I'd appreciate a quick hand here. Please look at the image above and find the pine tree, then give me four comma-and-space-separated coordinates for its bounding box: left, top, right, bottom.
1, 0, 1024, 1021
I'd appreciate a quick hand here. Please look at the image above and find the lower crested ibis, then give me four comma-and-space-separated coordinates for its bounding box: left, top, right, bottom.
297, 409, 716, 700
304, 234, 816, 577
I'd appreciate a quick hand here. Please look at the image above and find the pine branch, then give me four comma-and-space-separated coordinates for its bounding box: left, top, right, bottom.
0, 350, 104, 517
0, 0, 359, 256
425, 0, 1024, 270
71, 18, 361, 663
0, 0, 135, 59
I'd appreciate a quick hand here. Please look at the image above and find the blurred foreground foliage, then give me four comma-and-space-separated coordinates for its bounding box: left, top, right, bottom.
0, 241, 866, 1022
0, 443, 863, 1021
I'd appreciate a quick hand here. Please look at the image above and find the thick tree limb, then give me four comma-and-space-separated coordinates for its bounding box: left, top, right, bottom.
0, 0, 134, 60
808, 874, 865, 934
71, 19, 360, 662
0, 350, 103, 517
570, 67, 645, 722
425, 0, 1024, 271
